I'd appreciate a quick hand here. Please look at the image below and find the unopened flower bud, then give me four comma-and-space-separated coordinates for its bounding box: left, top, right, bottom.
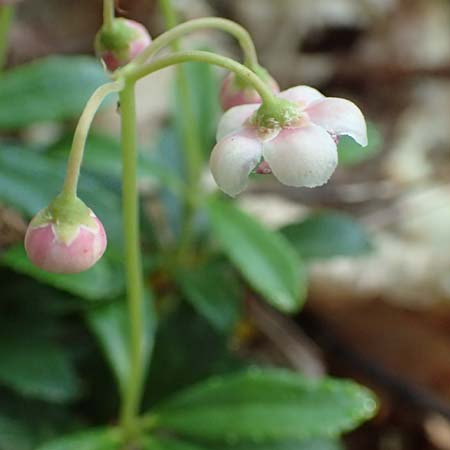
25, 195, 107, 274
95, 18, 151, 72
219, 67, 280, 111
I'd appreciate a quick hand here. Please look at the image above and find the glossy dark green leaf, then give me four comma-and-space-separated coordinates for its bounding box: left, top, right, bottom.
281, 212, 372, 260
1, 245, 124, 301
36, 428, 121, 450
86, 291, 156, 394
177, 260, 242, 333
207, 198, 306, 313
153, 369, 377, 442
338, 122, 382, 166
0, 321, 81, 403
0, 56, 109, 129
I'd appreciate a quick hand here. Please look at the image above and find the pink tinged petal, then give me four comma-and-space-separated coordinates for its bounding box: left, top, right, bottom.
262, 125, 338, 188
216, 104, 260, 141
278, 86, 325, 108
210, 131, 263, 197
25, 218, 107, 274
306, 97, 368, 146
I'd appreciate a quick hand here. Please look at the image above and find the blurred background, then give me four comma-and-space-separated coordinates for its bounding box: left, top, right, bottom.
1, 0, 450, 449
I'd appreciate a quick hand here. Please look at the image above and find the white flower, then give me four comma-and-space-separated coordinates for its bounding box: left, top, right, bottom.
210, 86, 368, 197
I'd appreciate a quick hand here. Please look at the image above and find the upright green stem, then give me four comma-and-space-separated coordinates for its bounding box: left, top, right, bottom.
62, 81, 122, 197
119, 80, 145, 435
130, 17, 259, 71
103, 0, 115, 31
159, 0, 203, 258
0, 5, 14, 72
126, 50, 277, 106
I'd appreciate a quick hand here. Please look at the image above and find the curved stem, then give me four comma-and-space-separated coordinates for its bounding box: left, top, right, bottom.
62, 81, 123, 197
130, 17, 259, 71
0, 5, 14, 72
126, 50, 276, 106
103, 0, 115, 31
119, 80, 145, 436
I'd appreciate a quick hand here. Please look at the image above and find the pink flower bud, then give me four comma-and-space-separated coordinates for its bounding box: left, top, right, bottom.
95, 18, 151, 72
220, 71, 280, 111
25, 196, 107, 274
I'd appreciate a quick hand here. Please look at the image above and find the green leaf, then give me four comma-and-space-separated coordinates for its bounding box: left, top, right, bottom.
86, 291, 156, 394
0, 415, 33, 450
36, 428, 121, 450
1, 245, 124, 301
144, 303, 240, 407
143, 436, 342, 450
47, 133, 182, 193
153, 369, 377, 443
281, 212, 372, 260
0, 321, 81, 403
143, 437, 209, 450
173, 59, 221, 156
208, 439, 343, 450
0, 389, 81, 450
177, 260, 242, 333
338, 122, 382, 166
0, 145, 123, 247
207, 198, 306, 313
0, 56, 109, 129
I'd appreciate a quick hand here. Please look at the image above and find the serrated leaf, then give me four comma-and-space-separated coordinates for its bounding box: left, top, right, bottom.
36, 428, 121, 450
0, 56, 108, 129
207, 198, 306, 313
153, 369, 377, 443
0, 322, 81, 403
338, 122, 382, 166
1, 245, 124, 301
177, 261, 242, 333
281, 212, 372, 260
86, 291, 156, 395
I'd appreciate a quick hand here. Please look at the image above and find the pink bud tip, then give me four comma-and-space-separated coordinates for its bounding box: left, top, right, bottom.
95, 18, 152, 72
25, 214, 107, 274
219, 72, 280, 111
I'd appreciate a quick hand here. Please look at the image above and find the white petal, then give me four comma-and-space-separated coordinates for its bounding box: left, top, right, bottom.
278, 85, 325, 108
216, 104, 259, 141
262, 125, 338, 188
306, 97, 368, 146
210, 130, 263, 197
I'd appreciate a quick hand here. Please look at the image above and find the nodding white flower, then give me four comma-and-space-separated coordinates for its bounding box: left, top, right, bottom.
25, 196, 107, 274
95, 18, 151, 72
210, 86, 368, 197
